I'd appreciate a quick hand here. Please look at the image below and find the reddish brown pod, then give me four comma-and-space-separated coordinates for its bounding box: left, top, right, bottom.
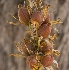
41, 42, 53, 53
44, 13, 50, 24
18, 7, 30, 25
41, 55, 54, 67
26, 55, 38, 69
38, 23, 51, 39
31, 11, 43, 24
21, 40, 34, 55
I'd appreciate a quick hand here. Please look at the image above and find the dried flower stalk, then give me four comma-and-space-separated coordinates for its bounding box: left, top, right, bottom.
9, 0, 62, 70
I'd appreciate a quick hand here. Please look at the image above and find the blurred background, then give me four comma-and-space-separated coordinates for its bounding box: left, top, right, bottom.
0, 0, 69, 70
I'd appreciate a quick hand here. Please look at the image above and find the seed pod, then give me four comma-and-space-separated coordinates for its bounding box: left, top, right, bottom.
18, 7, 30, 25
41, 42, 53, 53
41, 55, 54, 67
27, 55, 38, 69
27, 55, 34, 65
38, 23, 51, 39
21, 40, 34, 55
44, 13, 50, 24
31, 11, 43, 24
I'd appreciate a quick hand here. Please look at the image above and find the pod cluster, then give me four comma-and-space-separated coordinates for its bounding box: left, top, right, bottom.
14, 0, 61, 70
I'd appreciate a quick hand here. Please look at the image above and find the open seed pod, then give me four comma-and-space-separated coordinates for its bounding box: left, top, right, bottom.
38, 23, 51, 39
26, 55, 38, 69
41, 55, 54, 67
18, 7, 30, 25
31, 11, 43, 25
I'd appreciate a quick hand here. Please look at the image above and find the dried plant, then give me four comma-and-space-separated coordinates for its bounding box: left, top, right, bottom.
9, 0, 62, 70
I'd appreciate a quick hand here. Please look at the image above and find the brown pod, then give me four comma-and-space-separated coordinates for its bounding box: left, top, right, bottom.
27, 55, 38, 69
44, 13, 50, 24
38, 23, 51, 39
21, 40, 34, 55
41, 42, 53, 53
31, 11, 43, 24
26, 55, 34, 65
18, 7, 30, 25
41, 55, 54, 67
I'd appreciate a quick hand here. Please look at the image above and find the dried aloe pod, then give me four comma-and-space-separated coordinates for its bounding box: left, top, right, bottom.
41, 55, 54, 67
31, 11, 43, 25
38, 23, 51, 39
18, 6, 30, 25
